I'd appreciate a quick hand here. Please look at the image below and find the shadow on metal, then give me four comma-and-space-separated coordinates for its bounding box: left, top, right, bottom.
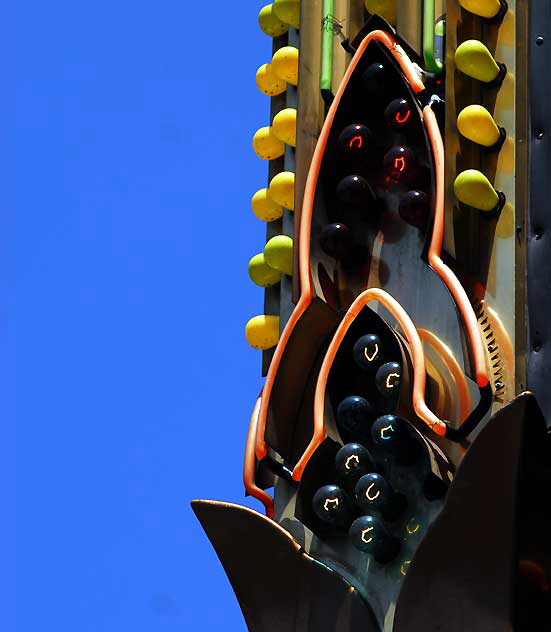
191, 499, 379, 631
393, 392, 551, 631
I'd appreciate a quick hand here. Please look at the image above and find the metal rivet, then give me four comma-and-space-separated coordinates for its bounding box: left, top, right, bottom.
537, 37, 544, 46
537, 131, 545, 139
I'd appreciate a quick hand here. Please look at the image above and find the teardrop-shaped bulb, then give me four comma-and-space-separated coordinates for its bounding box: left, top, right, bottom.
269, 171, 295, 210
455, 40, 502, 83
245, 315, 280, 350
271, 46, 299, 85
457, 105, 503, 147
459, 0, 503, 19
258, 4, 288, 37
454, 169, 500, 212
248, 253, 281, 288
273, 0, 300, 30
252, 126, 285, 160
272, 107, 297, 147
251, 188, 283, 222
264, 235, 294, 276
364, 0, 397, 26
312, 485, 353, 526
256, 63, 287, 97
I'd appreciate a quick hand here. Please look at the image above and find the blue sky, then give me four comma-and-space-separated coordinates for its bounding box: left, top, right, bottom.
3, 2, 274, 629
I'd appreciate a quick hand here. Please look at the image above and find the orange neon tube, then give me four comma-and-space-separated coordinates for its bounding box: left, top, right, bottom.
423, 105, 489, 389
292, 288, 448, 480
256, 31, 490, 467
417, 328, 471, 422
244, 393, 274, 519
255, 30, 423, 462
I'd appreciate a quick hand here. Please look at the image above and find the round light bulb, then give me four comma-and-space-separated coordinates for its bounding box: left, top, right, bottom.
336, 395, 375, 440
454, 169, 500, 212
455, 40, 502, 83
248, 253, 281, 288
457, 105, 502, 147
252, 126, 285, 160
349, 515, 400, 562
273, 0, 300, 30
364, 0, 397, 26
336, 175, 374, 207
312, 485, 352, 526
256, 63, 287, 97
258, 4, 288, 37
245, 315, 280, 350
319, 223, 353, 260
272, 107, 297, 147
362, 63, 386, 95
264, 235, 293, 276
271, 46, 299, 85
338, 124, 371, 154
353, 334, 383, 370
251, 188, 283, 222
268, 171, 295, 210
458, 0, 503, 19
335, 443, 375, 480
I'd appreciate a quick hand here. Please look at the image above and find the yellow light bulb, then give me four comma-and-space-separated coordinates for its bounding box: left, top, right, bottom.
455, 40, 502, 83
457, 105, 503, 147
454, 169, 501, 212
364, 0, 397, 26
252, 126, 285, 160
245, 315, 280, 350
258, 4, 288, 37
273, 0, 300, 30
458, 0, 502, 19
256, 63, 287, 97
251, 188, 283, 222
269, 171, 295, 210
248, 253, 281, 288
272, 107, 297, 147
272, 46, 299, 85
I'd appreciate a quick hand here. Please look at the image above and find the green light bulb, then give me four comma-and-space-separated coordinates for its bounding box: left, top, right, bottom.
454, 170, 500, 212
248, 253, 281, 288
457, 105, 503, 147
455, 40, 502, 83
264, 235, 294, 276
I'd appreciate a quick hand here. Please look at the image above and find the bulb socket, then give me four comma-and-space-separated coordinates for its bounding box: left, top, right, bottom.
485, 0, 508, 24
488, 62, 507, 88
483, 190, 507, 216
480, 126, 507, 153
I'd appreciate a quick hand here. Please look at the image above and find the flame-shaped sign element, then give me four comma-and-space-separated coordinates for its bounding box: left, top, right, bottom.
363, 344, 379, 362
394, 156, 406, 172
385, 372, 400, 388
323, 497, 340, 512
395, 109, 411, 125
349, 135, 363, 149
365, 482, 380, 501
380, 424, 394, 440
361, 527, 374, 543
345, 454, 360, 470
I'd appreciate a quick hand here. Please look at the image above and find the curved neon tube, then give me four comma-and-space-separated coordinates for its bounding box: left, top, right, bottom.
417, 328, 471, 422
255, 30, 424, 462
292, 288, 447, 480
423, 105, 489, 389
256, 31, 491, 467
244, 393, 274, 519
